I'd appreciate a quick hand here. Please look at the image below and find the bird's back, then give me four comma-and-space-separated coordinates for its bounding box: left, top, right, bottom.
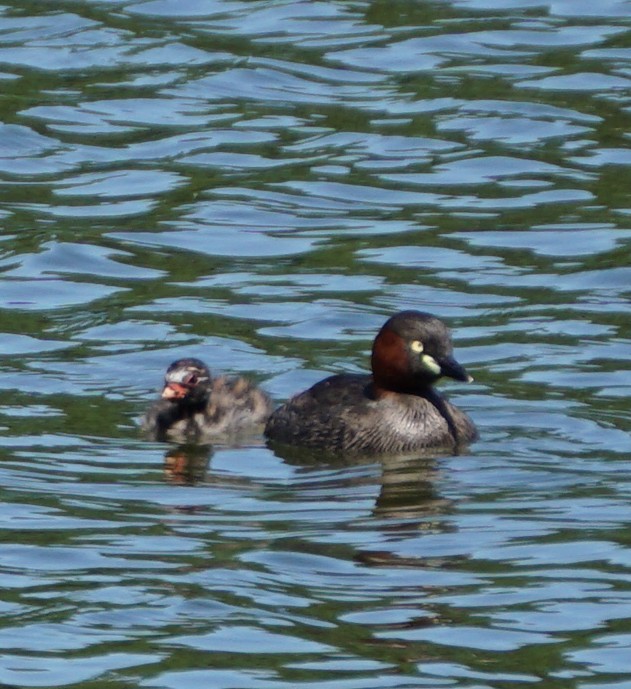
265, 373, 476, 456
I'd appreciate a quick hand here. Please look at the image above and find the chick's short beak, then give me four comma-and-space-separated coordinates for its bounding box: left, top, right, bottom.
161, 383, 189, 400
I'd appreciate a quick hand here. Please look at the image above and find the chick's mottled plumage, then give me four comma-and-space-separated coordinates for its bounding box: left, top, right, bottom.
143, 358, 272, 443
264, 311, 477, 457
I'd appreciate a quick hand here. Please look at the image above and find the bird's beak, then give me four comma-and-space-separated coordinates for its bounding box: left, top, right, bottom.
438, 355, 474, 383
161, 383, 190, 400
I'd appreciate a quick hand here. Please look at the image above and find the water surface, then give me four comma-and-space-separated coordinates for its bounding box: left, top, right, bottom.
1, 0, 631, 687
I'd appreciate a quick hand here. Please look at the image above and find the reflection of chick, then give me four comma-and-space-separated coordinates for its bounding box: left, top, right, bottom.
163, 445, 211, 485
142, 358, 272, 444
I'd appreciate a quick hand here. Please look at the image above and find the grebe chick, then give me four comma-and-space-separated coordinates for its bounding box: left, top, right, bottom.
143, 357, 272, 443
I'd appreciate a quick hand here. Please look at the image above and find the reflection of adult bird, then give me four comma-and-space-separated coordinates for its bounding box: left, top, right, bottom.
265, 311, 477, 457
142, 358, 272, 444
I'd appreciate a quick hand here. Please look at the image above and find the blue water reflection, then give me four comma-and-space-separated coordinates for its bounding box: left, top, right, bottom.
0, 0, 631, 687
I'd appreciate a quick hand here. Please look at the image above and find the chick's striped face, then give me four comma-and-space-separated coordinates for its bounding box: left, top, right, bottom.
167, 368, 205, 387
162, 361, 210, 400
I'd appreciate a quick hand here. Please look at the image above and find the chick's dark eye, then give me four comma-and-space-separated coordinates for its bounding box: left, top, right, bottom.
184, 373, 198, 386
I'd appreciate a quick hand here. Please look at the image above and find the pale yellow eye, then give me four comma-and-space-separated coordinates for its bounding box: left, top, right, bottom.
410, 340, 424, 353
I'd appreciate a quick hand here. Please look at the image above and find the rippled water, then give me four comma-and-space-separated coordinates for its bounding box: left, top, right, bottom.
1, 0, 631, 687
